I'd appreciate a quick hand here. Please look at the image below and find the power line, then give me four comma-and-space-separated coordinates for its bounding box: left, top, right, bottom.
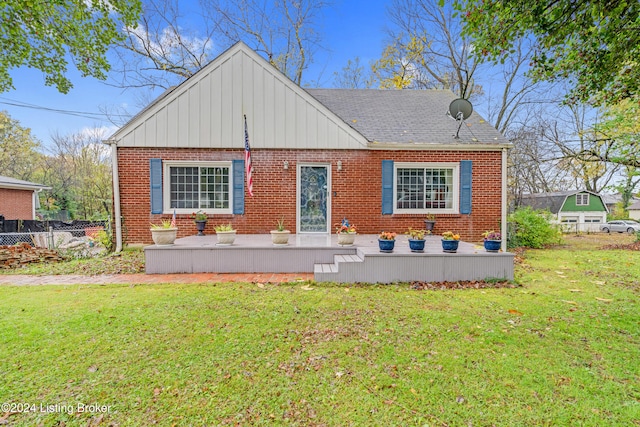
0, 97, 131, 121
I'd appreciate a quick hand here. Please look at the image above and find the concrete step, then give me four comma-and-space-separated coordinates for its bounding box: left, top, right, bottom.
314, 263, 338, 273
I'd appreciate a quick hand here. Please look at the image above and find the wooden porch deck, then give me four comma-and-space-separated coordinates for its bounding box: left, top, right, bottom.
144, 234, 515, 284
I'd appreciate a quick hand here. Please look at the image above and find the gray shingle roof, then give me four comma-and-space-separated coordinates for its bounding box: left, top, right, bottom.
520, 190, 605, 214
0, 175, 50, 190
306, 89, 508, 145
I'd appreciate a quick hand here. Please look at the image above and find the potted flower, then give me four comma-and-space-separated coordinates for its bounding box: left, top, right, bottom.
378, 231, 397, 253
423, 214, 436, 232
335, 218, 357, 246
150, 219, 178, 245
405, 227, 430, 252
270, 217, 291, 245
191, 210, 208, 236
482, 230, 502, 252
441, 231, 460, 253
214, 223, 236, 245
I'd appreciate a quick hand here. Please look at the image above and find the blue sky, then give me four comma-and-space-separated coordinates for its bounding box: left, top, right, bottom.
1, 0, 390, 147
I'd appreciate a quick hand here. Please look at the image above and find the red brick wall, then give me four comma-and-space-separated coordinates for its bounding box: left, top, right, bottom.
0, 188, 34, 219
117, 147, 503, 244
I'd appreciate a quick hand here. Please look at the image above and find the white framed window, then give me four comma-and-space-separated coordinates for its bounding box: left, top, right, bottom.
163, 161, 232, 214
576, 193, 589, 206
394, 163, 459, 214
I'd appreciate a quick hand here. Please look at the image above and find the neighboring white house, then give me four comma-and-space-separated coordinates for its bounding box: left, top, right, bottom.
629, 200, 640, 221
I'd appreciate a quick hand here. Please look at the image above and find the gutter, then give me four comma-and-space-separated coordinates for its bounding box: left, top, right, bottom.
105, 139, 123, 253
501, 147, 508, 252
367, 142, 512, 151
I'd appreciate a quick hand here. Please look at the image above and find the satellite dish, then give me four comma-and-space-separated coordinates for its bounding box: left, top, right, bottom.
448, 98, 473, 120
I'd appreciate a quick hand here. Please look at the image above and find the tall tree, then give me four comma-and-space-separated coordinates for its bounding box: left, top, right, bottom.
113, 0, 328, 90
375, 0, 479, 97
582, 100, 640, 169
38, 129, 112, 220
543, 104, 619, 193
453, 0, 640, 105
0, 0, 141, 93
113, 0, 216, 90
0, 111, 41, 181
205, 0, 328, 86
333, 57, 374, 89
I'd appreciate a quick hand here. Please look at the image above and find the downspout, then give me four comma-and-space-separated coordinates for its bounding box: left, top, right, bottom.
32, 189, 43, 219
106, 139, 123, 253
501, 147, 508, 252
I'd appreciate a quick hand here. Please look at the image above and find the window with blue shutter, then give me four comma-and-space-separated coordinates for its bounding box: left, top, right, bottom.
150, 158, 163, 214
232, 159, 245, 214
459, 160, 472, 214
381, 160, 394, 215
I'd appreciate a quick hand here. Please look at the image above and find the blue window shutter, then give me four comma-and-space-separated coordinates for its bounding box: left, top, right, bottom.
232, 159, 245, 214
460, 160, 472, 214
381, 160, 394, 215
150, 158, 163, 214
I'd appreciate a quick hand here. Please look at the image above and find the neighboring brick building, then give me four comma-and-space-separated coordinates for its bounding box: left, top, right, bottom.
0, 175, 50, 220
107, 42, 510, 247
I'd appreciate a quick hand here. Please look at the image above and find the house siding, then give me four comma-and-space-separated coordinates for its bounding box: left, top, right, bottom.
561, 194, 607, 212
117, 147, 503, 244
112, 46, 368, 151
0, 188, 34, 219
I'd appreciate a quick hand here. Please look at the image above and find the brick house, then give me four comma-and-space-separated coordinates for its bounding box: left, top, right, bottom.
0, 175, 50, 220
106, 42, 510, 249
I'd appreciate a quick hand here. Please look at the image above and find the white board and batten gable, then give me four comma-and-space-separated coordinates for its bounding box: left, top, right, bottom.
109, 42, 368, 150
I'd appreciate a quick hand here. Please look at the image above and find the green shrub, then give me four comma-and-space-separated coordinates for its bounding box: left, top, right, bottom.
508, 206, 563, 249
95, 229, 114, 252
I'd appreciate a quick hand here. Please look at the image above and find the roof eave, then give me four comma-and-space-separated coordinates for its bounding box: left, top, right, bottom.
366, 141, 512, 150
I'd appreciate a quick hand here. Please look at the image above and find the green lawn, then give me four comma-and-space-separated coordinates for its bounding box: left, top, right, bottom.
1, 235, 638, 426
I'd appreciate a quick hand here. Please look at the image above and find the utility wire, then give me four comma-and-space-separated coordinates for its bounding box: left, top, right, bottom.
0, 97, 131, 121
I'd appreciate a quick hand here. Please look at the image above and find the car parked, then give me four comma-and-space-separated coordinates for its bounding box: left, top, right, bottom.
600, 220, 640, 233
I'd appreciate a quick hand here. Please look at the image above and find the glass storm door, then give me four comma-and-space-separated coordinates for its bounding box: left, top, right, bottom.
298, 165, 330, 233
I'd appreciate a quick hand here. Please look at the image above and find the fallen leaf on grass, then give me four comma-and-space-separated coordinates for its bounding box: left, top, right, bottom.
595, 297, 613, 303
569, 289, 582, 292
256, 283, 265, 288
561, 300, 578, 305
508, 309, 523, 316
300, 285, 314, 291
593, 281, 606, 285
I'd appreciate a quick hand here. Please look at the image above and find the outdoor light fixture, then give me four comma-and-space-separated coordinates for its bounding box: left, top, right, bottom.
337, 160, 343, 171
283, 160, 289, 170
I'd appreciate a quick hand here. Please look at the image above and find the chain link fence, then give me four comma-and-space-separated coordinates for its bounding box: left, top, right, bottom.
0, 220, 109, 250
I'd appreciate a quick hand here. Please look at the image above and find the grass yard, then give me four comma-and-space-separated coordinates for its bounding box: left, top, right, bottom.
0, 234, 638, 426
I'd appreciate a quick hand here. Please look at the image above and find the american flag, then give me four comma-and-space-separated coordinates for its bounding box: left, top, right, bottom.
170, 209, 176, 228
244, 115, 254, 196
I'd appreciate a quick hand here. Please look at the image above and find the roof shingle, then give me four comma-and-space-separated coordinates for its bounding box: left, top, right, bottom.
306, 89, 508, 145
